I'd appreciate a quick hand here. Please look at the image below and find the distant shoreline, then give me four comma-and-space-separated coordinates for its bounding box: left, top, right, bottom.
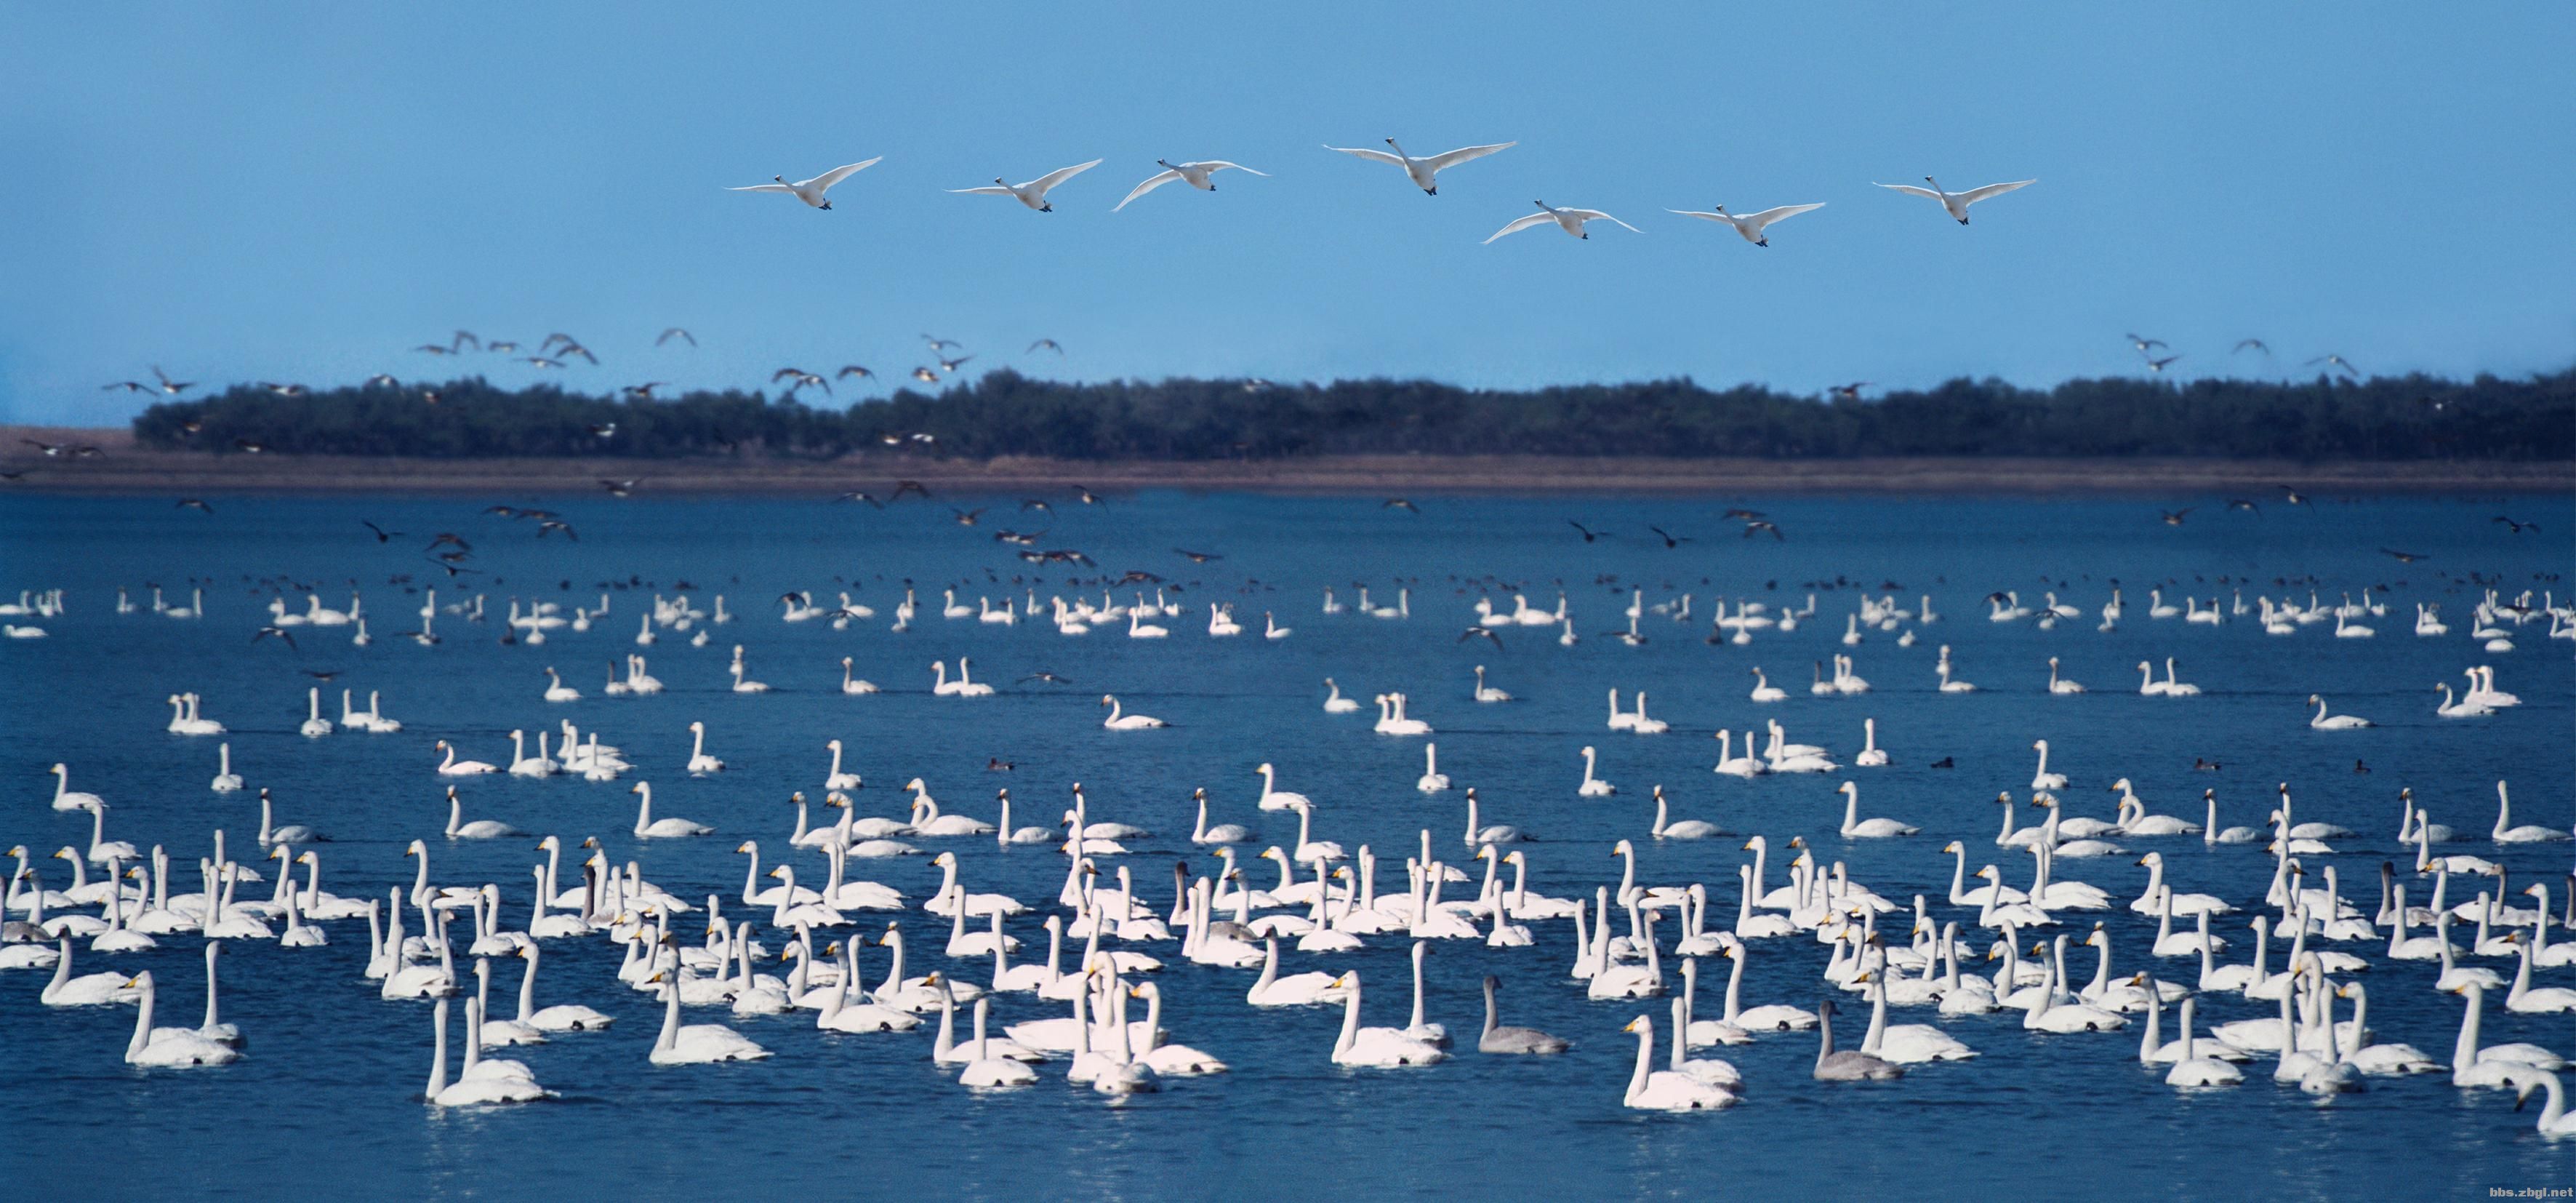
2, 428, 2567, 495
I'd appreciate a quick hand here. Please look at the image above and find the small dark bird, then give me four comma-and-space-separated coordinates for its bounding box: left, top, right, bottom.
20, 439, 69, 457
424, 558, 483, 577
521, 356, 565, 369
910, 367, 939, 383
557, 343, 598, 365
2144, 354, 2181, 373
1021, 499, 1054, 514
599, 479, 638, 497
415, 344, 453, 355
952, 508, 985, 527
1175, 548, 1221, 563
103, 380, 153, 393
1826, 382, 1869, 401
483, 505, 518, 517
589, 424, 619, 439
426, 532, 471, 551
1075, 487, 1105, 507
1383, 498, 1419, 513
987, 757, 1016, 772
233, 439, 265, 454
1112, 569, 1159, 584
152, 366, 193, 394
2224, 499, 2260, 513
2278, 484, 2308, 506
1027, 339, 1063, 355
539, 333, 581, 353
366, 374, 400, 388
1722, 508, 1766, 521
2305, 353, 2359, 377
891, 480, 931, 500
2159, 508, 2193, 526
995, 529, 1040, 545
0, 470, 28, 481
420, 389, 441, 405
836, 492, 884, 508
1929, 756, 1955, 770
450, 330, 481, 353
622, 383, 665, 399
2233, 338, 2270, 356
771, 368, 827, 394
836, 365, 874, 380
2352, 759, 2371, 775
1568, 521, 1610, 543
1019, 671, 1069, 684
1648, 526, 1689, 548
537, 520, 579, 540
939, 354, 976, 373
1742, 520, 1784, 541
923, 335, 962, 353
251, 626, 297, 650
260, 382, 308, 396
176, 499, 212, 513
2124, 332, 2167, 353
657, 327, 697, 347
72, 445, 105, 458
300, 669, 342, 681
2193, 758, 2223, 772
486, 340, 521, 353
361, 521, 401, 543
2378, 548, 2428, 564
2493, 516, 2539, 535
1458, 626, 1503, 647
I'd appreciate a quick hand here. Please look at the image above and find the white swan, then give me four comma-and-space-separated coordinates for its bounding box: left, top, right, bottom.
1749, 668, 1786, 703
686, 721, 724, 774
433, 740, 498, 776
1246, 936, 1346, 1007
646, 974, 769, 1063
1838, 782, 1917, 838
1667, 201, 1826, 246
1483, 199, 1642, 244
1875, 175, 2035, 224
2307, 695, 2372, 730
727, 158, 881, 209
1328, 970, 1445, 1066
1651, 787, 1721, 841
1189, 788, 1252, 844
1112, 158, 1268, 210
1099, 695, 1165, 730
1578, 746, 1616, 797
2046, 658, 2086, 695
2492, 780, 2566, 844
1472, 664, 1511, 703
947, 159, 1104, 211
208, 747, 241, 794
541, 667, 580, 703
1322, 678, 1361, 714
1621, 1013, 1736, 1109
2511, 1074, 2576, 1137
2162, 997, 2243, 1087
444, 787, 515, 839
631, 783, 711, 838
1854, 719, 1890, 767
1323, 137, 1513, 195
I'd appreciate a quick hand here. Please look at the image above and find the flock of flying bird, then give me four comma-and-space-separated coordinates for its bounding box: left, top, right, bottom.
8, 522, 2573, 1130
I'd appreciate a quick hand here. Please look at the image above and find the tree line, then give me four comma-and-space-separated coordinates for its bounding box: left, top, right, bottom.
129, 368, 2573, 461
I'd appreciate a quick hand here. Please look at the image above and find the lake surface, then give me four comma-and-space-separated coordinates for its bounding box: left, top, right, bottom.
3, 489, 2570, 1201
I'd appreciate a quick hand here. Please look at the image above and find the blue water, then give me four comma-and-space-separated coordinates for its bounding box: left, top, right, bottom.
3, 490, 2570, 1201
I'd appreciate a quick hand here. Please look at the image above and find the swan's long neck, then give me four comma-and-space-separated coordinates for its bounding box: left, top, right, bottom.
1335, 974, 1363, 1055
428, 999, 450, 1099
127, 973, 155, 1059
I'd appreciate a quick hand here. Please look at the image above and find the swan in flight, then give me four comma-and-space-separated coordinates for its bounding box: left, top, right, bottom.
1875, 175, 2036, 224
1112, 159, 1268, 211
1323, 137, 1514, 195
1667, 202, 1825, 246
947, 160, 1103, 212
1484, 201, 1642, 244
727, 158, 882, 209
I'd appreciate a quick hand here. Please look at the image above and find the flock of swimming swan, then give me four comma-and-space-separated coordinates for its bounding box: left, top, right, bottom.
7, 566, 2572, 1135
724, 140, 2032, 247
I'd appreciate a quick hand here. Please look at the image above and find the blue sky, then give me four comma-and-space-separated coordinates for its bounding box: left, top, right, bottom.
4, 4, 2571, 425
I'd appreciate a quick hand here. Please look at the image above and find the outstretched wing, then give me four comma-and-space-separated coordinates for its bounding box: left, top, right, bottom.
1482, 212, 1556, 244
1957, 179, 2035, 205
804, 157, 883, 191
1740, 202, 1826, 230
1874, 183, 1942, 201
946, 185, 1016, 196
1324, 144, 1406, 167
727, 183, 797, 194
1424, 141, 1515, 171
1195, 161, 1268, 177
1029, 159, 1104, 193
1113, 169, 1184, 212
1666, 209, 1732, 223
